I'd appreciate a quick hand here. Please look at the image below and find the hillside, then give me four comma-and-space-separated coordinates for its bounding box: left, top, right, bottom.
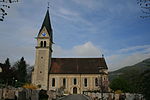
109, 58, 150, 81
109, 58, 150, 92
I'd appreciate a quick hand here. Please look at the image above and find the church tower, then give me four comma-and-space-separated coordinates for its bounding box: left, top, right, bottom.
32, 9, 53, 90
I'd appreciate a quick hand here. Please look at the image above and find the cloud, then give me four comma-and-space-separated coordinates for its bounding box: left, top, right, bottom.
59, 8, 79, 17
73, 42, 101, 56
119, 45, 150, 53
0, 0, 149, 72
53, 43, 150, 71
71, 0, 104, 10
53, 41, 101, 57
107, 45, 150, 71
53, 7, 93, 27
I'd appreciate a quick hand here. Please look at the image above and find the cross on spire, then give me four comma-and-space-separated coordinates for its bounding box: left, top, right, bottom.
47, 2, 50, 10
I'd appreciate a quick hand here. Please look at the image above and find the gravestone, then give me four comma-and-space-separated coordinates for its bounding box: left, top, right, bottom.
18, 89, 27, 100
119, 94, 126, 100
39, 89, 48, 100
0, 89, 2, 99
107, 93, 113, 100
115, 94, 120, 100
31, 90, 39, 100
47, 90, 57, 100
3, 88, 15, 100
25, 89, 31, 100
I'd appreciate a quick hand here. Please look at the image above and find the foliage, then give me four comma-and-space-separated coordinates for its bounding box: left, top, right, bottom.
4, 58, 11, 68
109, 77, 130, 92
0, 57, 29, 87
137, 0, 150, 18
109, 58, 150, 93
141, 70, 150, 100
39, 89, 48, 100
15, 57, 27, 84
114, 90, 122, 94
23, 83, 37, 89
0, 0, 18, 21
0, 58, 16, 86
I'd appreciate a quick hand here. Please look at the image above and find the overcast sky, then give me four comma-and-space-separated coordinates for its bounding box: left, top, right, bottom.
0, 0, 150, 71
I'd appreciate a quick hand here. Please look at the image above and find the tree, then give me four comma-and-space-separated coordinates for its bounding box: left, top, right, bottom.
4, 58, 10, 69
137, 0, 150, 18
2, 58, 11, 85
15, 57, 27, 84
109, 77, 130, 92
0, 0, 19, 21
141, 70, 150, 100
0, 58, 17, 86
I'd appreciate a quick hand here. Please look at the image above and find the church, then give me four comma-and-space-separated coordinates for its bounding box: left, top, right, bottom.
32, 9, 109, 94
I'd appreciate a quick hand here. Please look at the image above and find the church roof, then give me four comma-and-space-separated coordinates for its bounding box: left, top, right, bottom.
50, 58, 108, 74
39, 10, 53, 42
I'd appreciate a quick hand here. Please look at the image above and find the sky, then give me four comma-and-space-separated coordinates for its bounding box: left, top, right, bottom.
0, 0, 150, 71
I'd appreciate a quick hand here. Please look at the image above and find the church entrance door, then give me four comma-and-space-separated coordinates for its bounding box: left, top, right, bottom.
73, 87, 77, 94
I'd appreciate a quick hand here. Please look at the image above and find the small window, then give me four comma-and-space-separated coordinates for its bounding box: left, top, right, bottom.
63, 78, 66, 88
44, 41, 46, 47
104, 77, 106, 80
40, 41, 43, 47
95, 78, 98, 87
74, 78, 77, 85
84, 78, 87, 87
52, 78, 55, 87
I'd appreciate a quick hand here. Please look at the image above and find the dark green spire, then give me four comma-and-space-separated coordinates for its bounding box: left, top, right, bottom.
39, 9, 53, 42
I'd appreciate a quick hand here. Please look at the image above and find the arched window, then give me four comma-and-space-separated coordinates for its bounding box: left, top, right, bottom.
95, 78, 98, 86
52, 78, 55, 87
63, 78, 66, 88
84, 78, 87, 87
40, 41, 43, 47
73, 78, 77, 85
44, 41, 46, 47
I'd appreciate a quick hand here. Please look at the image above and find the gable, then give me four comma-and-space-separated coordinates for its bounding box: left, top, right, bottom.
38, 27, 50, 37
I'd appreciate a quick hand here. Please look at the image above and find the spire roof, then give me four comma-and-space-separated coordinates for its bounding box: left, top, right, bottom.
39, 9, 53, 42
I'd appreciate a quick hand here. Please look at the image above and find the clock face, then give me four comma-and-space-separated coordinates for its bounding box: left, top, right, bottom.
42, 33, 46, 36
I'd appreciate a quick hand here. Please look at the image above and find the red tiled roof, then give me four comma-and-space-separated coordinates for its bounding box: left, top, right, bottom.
50, 58, 108, 74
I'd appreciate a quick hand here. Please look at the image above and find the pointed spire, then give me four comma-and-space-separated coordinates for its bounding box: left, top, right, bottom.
39, 9, 53, 42
47, 2, 50, 10
102, 54, 104, 58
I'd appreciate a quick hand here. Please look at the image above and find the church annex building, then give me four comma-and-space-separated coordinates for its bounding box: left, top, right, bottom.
32, 9, 109, 94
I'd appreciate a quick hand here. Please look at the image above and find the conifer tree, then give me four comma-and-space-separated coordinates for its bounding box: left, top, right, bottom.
1, 58, 13, 85
17, 57, 27, 84
4, 58, 10, 69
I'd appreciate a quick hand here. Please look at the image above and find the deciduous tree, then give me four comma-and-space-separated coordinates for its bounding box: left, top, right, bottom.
109, 77, 130, 92
141, 70, 150, 100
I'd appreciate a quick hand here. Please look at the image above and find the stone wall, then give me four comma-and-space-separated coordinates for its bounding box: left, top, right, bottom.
84, 92, 145, 100
0, 88, 58, 100
0, 89, 3, 99
1, 88, 16, 99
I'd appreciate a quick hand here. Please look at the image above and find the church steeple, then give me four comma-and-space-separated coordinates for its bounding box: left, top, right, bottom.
32, 9, 53, 90
39, 9, 53, 42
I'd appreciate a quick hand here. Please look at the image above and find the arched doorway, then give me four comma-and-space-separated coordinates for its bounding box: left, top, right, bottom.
73, 87, 77, 94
